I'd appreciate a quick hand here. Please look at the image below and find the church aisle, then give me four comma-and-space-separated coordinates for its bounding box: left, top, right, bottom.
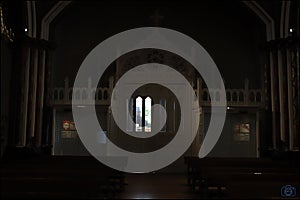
117, 173, 197, 199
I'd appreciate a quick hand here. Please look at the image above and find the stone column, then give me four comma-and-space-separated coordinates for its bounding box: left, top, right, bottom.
27, 47, 38, 145
35, 49, 46, 147
18, 46, 31, 146
17, 38, 49, 147
269, 51, 280, 149
286, 48, 294, 150
277, 48, 287, 144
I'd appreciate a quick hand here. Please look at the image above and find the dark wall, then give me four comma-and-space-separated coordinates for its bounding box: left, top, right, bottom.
49, 1, 266, 89
53, 108, 108, 156
1, 0, 27, 152
204, 112, 258, 157
1, 39, 13, 156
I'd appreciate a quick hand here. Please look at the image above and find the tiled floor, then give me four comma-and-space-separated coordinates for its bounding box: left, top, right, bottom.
117, 173, 197, 199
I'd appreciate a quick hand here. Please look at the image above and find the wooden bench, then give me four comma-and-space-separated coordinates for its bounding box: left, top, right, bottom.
0, 156, 126, 199
184, 157, 300, 198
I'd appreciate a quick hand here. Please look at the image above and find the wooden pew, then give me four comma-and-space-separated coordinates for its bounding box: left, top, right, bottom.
0, 156, 126, 199
184, 157, 300, 198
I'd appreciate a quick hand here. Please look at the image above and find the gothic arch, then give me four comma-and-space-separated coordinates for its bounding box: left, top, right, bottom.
40, 1, 276, 43
40, 1, 72, 40
242, 1, 275, 41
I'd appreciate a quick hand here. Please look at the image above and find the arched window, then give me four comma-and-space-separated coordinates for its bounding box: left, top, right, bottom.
135, 96, 143, 132
126, 96, 154, 133
126, 96, 168, 133
144, 97, 152, 132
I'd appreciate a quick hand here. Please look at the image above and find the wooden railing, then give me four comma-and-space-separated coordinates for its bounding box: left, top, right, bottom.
49, 77, 264, 108
195, 78, 264, 107
49, 77, 114, 106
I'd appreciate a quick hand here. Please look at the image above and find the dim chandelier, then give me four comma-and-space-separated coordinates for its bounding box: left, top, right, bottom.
0, 4, 14, 42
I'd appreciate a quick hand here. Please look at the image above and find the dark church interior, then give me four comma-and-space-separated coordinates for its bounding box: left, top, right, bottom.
1, 0, 299, 199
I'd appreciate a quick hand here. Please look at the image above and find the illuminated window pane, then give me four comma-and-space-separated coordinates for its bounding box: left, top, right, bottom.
135, 97, 143, 132
145, 97, 152, 132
